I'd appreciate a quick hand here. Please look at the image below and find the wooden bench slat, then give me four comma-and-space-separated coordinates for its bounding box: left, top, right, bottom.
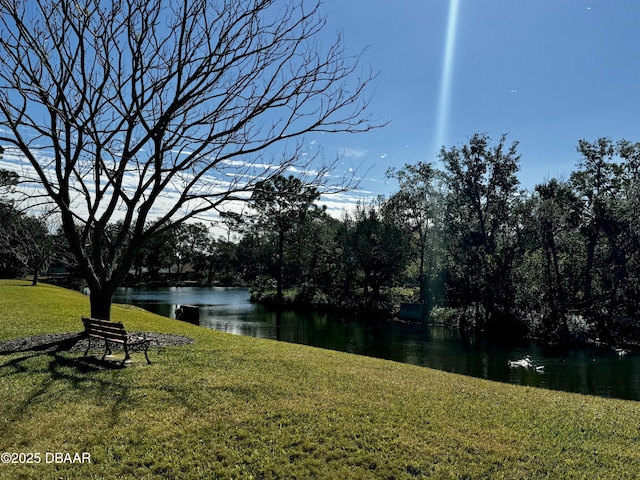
87, 333, 127, 343
85, 321, 124, 329
87, 327, 127, 335
87, 327, 127, 337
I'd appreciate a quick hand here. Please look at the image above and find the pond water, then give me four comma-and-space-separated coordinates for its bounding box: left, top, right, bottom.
113, 286, 640, 401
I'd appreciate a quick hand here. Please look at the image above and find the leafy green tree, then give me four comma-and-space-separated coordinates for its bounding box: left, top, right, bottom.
335, 212, 361, 304
236, 230, 276, 285
170, 223, 210, 280
0, 170, 16, 190
0, 147, 18, 204
616, 140, 640, 330
570, 138, 621, 312
385, 162, 445, 310
519, 179, 582, 340
249, 175, 321, 303
294, 211, 342, 296
196, 237, 240, 285
0, 146, 12, 186
574, 139, 640, 341
568, 138, 640, 340
0, 162, 18, 199
346, 199, 409, 305
132, 227, 175, 281
440, 133, 521, 332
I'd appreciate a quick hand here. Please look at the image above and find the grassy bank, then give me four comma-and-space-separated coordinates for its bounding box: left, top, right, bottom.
1, 280, 640, 479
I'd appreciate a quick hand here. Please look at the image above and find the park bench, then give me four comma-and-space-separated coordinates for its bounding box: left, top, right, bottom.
81, 317, 151, 365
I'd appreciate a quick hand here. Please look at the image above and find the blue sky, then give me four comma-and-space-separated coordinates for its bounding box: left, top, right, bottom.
2, 0, 639, 224
314, 0, 640, 196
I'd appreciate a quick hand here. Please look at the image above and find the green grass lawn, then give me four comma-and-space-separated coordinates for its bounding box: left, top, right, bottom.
1, 279, 640, 479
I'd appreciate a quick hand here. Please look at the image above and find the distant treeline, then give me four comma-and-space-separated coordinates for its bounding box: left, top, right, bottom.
2, 134, 640, 346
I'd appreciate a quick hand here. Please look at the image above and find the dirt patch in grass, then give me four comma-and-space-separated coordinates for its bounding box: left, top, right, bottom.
0, 332, 194, 354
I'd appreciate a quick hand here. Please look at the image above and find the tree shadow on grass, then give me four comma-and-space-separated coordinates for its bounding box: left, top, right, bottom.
1, 339, 261, 434
0, 332, 86, 355
52, 353, 127, 372
0, 350, 132, 428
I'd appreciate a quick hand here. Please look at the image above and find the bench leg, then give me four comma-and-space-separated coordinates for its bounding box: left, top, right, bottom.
84, 336, 91, 357
102, 340, 112, 361
143, 346, 151, 365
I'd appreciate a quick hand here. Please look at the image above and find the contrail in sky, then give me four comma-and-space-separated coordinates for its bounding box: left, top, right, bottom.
434, 0, 461, 154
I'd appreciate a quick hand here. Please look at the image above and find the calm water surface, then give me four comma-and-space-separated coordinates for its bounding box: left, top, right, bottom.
113, 286, 640, 401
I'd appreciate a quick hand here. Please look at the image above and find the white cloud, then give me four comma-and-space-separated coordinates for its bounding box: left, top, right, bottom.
2, 147, 373, 235
339, 147, 368, 159
171, 148, 195, 156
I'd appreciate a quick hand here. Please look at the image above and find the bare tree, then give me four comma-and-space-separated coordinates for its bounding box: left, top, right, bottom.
0, 0, 380, 318
0, 207, 56, 286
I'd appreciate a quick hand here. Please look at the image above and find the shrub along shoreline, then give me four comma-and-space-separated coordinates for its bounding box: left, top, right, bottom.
1, 279, 640, 479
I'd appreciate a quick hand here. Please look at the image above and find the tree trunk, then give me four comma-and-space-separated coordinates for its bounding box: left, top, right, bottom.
207, 260, 215, 285
607, 237, 625, 336
583, 228, 599, 307
418, 235, 426, 304
542, 219, 568, 338
90, 289, 114, 320
276, 230, 284, 303
549, 232, 569, 338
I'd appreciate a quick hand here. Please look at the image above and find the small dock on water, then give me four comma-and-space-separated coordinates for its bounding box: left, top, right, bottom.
175, 305, 200, 325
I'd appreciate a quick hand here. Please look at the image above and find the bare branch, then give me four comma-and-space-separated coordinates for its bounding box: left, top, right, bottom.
0, 0, 382, 317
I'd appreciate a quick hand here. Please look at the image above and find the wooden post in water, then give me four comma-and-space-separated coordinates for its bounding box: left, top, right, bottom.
175, 305, 200, 325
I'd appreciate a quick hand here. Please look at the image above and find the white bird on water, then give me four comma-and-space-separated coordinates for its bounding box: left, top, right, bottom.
508, 356, 533, 368
508, 355, 545, 372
